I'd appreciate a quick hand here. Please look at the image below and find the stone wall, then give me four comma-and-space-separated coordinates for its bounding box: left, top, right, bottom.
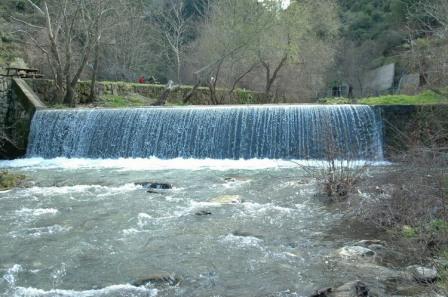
24, 79, 265, 105
0, 77, 10, 133
0, 78, 46, 159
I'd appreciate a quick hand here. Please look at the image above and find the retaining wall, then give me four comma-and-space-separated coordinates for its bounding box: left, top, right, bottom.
24, 79, 264, 105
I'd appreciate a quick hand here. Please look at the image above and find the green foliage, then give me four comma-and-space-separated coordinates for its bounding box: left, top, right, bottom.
431, 219, 448, 233
318, 97, 351, 105
237, 90, 256, 105
402, 225, 417, 238
0, 171, 25, 190
359, 90, 448, 105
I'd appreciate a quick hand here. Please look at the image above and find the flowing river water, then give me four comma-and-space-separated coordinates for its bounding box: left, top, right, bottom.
0, 158, 393, 297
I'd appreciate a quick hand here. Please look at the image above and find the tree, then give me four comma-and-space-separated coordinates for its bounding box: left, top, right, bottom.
191, 0, 340, 103
94, 0, 164, 83
13, 0, 108, 106
155, 0, 191, 84
189, 0, 264, 104
401, 0, 448, 91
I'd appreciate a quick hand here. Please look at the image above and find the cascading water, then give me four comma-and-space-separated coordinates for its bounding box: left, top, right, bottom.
26, 105, 383, 160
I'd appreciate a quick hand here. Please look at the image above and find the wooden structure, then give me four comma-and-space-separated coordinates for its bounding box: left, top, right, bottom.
2, 67, 43, 79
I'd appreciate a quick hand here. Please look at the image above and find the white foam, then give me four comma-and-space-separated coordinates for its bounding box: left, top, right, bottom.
11, 284, 158, 297
137, 213, 153, 229
3, 264, 22, 286
241, 202, 294, 216
0, 157, 389, 171
220, 234, 263, 249
15, 208, 58, 216
9, 225, 71, 239
12, 184, 139, 197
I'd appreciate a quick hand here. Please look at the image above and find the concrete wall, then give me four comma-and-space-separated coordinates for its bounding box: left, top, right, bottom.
376, 105, 448, 158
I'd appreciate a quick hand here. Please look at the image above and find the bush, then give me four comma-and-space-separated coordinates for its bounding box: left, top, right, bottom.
355, 108, 448, 254
317, 97, 352, 105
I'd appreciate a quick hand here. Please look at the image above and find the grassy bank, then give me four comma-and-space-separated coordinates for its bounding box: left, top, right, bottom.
359, 90, 448, 105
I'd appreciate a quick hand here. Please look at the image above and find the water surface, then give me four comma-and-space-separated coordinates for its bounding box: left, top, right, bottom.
0, 158, 382, 297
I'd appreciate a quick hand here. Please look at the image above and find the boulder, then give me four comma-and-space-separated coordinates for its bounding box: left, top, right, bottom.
210, 195, 242, 204
356, 240, 386, 250
132, 273, 181, 287
332, 281, 369, 297
337, 246, 376, 262
310, 287, 332, 297
333, 261, 408, 285
406, 265, 438, 284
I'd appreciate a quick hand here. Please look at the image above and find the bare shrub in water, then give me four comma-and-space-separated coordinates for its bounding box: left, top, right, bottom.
300, 117, 370, 201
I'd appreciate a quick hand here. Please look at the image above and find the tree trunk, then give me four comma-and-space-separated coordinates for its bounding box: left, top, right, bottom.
183, 80, 200, 104
64, 84, 76, 107
89, 41, 101, 102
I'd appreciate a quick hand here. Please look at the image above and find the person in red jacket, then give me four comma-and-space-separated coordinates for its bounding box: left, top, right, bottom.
138, 76, 145, 84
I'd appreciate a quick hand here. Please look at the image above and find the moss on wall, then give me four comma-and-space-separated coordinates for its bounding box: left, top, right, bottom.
377, 105, 448, 158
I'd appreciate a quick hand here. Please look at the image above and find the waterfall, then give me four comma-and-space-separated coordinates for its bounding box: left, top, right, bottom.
26, 105, 383, 160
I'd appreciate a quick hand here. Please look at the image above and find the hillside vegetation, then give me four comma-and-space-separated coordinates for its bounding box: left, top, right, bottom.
0, 0, 447, 105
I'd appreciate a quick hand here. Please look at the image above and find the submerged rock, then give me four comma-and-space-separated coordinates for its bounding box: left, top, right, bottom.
224, 176, 250, 183
136, 182, 173, 190
337, 246, 376, 262
195, 210, 212, 216
132, 273, 181, 287
210, 195, 242, 204
232, 230, 263, 239
147, 189, 164, 194
406, 265, 438, 283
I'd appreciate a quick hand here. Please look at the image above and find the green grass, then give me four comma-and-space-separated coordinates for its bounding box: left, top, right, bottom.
359, 90, 448, 105
97, 94, 151, 108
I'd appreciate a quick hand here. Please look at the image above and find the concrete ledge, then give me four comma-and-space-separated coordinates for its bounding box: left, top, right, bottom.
12, 78, 46, 114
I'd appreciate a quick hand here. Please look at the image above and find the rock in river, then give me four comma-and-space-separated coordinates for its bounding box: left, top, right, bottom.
132, 273, 181, 287
210, 195, 242, 204
136, 182, 173, 190
195, 210, 212, 216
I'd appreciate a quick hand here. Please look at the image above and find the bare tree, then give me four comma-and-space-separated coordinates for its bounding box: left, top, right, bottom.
155, 0, 191, 84
99, 0, 159, 82
14, 0, 107, 106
